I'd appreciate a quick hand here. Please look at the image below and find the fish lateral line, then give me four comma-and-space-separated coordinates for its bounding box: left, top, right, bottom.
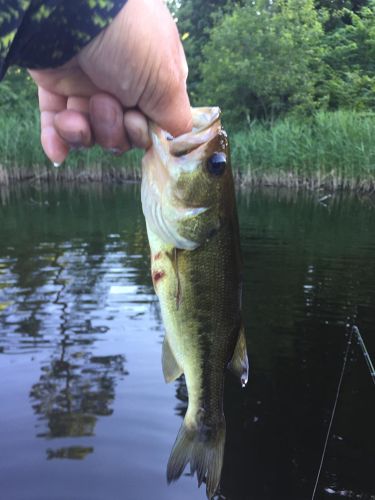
173, 247, 182, 310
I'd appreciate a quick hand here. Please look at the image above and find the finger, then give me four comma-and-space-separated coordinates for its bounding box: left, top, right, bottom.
67, 96, 90, 114
76, 0, 192, 138
90, 93, 130, 153
38, 87, 69, 164
143, 78, 192, 137
54, 110, 93, 148
29, 59, 99, 98
124, 110, 151, 149
136, 20, 192, 136
146, 36, 192, 136
41, 112, 70, 165
135, 0, 192, 135
57, 96, 93, 149
38, 86, 67, 113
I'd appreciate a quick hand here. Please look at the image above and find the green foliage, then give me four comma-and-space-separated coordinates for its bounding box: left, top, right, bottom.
0, 0, 374, 188
194, 0, 374, 125
0, 68, 38, 113
199, 0, 326, 125
0, 107, 142, 177
0, 108, 45, 168
321, 3, 375, 109
1, 106, 374, 190
314, 0, 369, 31
231, 110, 375, 187
0, 69, 142, 179
173, 0, 242, 101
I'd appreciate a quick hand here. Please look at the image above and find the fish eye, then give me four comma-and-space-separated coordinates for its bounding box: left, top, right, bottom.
207, 152, 226, 176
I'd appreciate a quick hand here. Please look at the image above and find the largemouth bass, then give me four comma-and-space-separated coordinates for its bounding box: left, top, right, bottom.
141, 107, 248, 499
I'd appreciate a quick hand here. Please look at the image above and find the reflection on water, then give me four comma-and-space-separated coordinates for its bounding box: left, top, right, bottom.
30, 352, 126, 443
0, 184, 374, 500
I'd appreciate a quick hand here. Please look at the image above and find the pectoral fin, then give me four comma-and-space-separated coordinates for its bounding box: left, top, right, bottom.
162, 335, 183, 383
228, 324, 249, 387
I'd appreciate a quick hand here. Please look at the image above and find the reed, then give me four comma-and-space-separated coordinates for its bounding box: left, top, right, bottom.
0, 108, 142, 184
1, 108, 374, 190
231, 110, 375, 190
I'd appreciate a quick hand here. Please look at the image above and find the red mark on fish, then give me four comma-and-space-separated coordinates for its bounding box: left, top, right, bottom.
152, 270, 165, 285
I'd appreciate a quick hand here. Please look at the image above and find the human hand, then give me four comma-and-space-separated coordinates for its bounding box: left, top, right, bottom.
29, 0, 192, 165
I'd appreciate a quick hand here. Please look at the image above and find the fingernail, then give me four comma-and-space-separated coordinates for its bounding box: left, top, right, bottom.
64, 131, 83, 145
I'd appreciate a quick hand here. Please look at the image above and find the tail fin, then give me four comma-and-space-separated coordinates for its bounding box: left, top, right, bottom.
167, 416, 226, 499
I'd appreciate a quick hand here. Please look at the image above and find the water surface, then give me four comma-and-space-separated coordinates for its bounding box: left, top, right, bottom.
0, 184, 374, 499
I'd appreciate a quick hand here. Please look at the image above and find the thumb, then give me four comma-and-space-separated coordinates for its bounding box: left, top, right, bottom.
142, 35, 192, 136
139, 77, 192, 137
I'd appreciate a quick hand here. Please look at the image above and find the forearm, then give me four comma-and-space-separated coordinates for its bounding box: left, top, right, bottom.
0, 0, 126, 79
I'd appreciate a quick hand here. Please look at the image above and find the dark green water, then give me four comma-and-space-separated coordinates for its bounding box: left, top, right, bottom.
0, 184, 374, 500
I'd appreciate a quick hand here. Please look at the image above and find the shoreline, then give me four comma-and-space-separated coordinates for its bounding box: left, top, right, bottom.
1, 110, 374, 192
1, 164, 374, 193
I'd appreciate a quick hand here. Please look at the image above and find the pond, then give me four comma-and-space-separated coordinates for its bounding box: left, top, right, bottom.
0, 184, 374, 500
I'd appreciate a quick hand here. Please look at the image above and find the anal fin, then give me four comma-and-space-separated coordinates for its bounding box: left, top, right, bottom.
228, 324, 249, 387
162, 335, 183, 383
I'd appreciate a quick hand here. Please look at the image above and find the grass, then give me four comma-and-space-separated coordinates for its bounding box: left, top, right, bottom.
1, 107, 374, 191
231, 110, 375, 190
0, 107, 143, 185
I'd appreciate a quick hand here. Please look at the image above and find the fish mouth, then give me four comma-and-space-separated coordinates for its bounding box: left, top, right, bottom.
150, 107, 222, 160
141, 107, 223, 250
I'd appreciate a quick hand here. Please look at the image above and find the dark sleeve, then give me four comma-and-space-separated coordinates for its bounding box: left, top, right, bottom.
0, 0, 127, 80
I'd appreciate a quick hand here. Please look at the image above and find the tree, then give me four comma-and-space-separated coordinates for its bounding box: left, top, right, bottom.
199, 0, 326, 125
0, 67, 37, 112
322, 3, 375, 110
315, 0, 370, 31
170, 0, 243, 101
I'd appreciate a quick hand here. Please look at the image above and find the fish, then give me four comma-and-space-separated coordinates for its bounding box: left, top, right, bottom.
141, 107, 249, 499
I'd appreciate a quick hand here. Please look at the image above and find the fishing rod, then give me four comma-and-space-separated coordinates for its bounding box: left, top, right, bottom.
311, 323, 375, 499
310, 327, 353, 500
352, 325, 375, 386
